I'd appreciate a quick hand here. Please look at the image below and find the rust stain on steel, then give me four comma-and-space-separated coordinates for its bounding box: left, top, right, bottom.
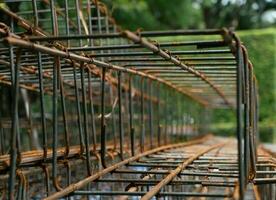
43, 135, 212, 200
4, 36, 209, 106
122, 30, 233, 107
140, 141, 227, 200
0, 6, 210, 106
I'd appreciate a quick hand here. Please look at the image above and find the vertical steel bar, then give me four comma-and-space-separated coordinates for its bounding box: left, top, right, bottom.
37, 52, 48, 159
59, 68, 70, 157
87, 0, 93, 47
118, 71, 124, 160
73, 65, 85, 153
32, 0, 38, 27
148, 80, 153, 148
236, 44, 245, 200
177, 93, 181, 139
49, 0, 63, 190
96, 1, 104, 62
157, 83, 161, 146
32, 1, 47, 159
52, 55, 61, 190
140, 77, 145, 152
129, 75, 135, 156
169, 91, 174, 143
75, 0, 83, 47
180, 98, 185, 138
8, 48, 21, 199
110, 84, 117, 150
101, 67, 107, 168
253, 77, 259, 168
50, 0, 58, 36
124, 74, 130, 152
88, 71, 97, 151
80, 64, 92, 175
243, 52, 250, 183
42, 165, 50, 197
164, 88, 168, 145
65, 162, 71, 200
64, 0, 70, 46
248, 65, 257, 178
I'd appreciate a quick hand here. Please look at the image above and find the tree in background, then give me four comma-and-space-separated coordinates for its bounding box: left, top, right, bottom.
103, 0, 276, 30
200, 0, 276, 29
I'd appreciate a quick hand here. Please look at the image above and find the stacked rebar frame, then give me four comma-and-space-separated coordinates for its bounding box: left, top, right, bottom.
0, 0, 275, 199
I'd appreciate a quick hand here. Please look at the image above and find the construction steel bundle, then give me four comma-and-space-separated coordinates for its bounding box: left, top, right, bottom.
0, 0, 275, 199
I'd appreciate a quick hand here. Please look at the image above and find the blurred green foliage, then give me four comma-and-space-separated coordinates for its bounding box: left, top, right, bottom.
102, 0, 202, 30
103, 0, 276, 30
239, 28, 276, 125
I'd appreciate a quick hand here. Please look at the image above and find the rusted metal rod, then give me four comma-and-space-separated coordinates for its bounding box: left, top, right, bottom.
140, 142, 227, 200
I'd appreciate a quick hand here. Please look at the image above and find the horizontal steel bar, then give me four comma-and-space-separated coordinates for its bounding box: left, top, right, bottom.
27, 29, 224, 41
254, 178, 276, 184
43, 135, 213, 200
109, 57, 236, 62
96, 178, 236, 187
91, 49, 232, 57
114, 169, 239, 178
72, 191, 232, 197
136, 67, 236, 70
68, 40, 226, 51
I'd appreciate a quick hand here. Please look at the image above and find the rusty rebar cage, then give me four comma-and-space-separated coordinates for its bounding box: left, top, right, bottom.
0, 0, 275, 199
